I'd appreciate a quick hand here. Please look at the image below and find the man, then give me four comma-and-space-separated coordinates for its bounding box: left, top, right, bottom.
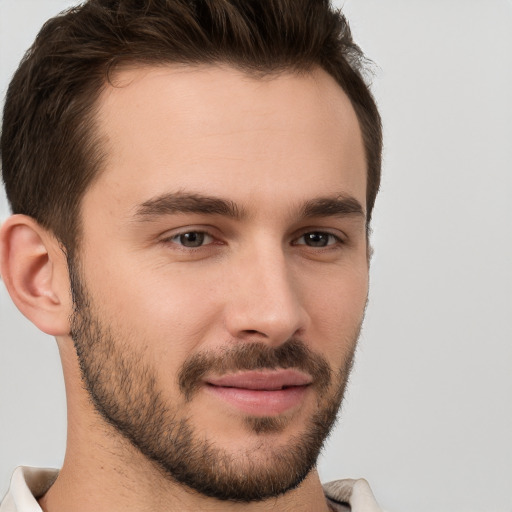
0, 0, 383, 510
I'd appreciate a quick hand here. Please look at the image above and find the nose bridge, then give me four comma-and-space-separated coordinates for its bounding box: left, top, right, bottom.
224, 240, 307, 344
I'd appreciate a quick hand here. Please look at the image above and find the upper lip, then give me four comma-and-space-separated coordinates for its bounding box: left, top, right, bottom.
205, 370, 312, 391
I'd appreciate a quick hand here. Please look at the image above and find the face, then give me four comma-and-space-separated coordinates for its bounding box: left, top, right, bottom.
70, 65, 368, 502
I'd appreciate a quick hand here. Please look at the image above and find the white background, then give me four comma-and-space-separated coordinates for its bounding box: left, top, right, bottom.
1, 1, 511, 511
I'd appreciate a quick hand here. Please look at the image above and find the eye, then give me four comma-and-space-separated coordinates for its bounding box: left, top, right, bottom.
169, 231, 214, 248
294, 232, 341, 248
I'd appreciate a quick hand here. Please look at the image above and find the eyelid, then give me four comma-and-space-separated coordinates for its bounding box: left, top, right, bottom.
160, 227, 219, 247
291, 229, 346, 246
172, 231, 213, 246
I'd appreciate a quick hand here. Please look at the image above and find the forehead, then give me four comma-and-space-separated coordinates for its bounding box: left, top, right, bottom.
87, 64, 366, 218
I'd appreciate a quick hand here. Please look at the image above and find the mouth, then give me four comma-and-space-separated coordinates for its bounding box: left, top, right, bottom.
203, 370, 312, 416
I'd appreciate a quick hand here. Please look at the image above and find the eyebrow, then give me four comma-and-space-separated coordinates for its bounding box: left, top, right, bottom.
301, 196, 365, 220
134, 192, 244, 220
133, 191, 365, 222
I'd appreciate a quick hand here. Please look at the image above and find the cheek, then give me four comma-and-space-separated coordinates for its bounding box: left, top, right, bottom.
301, 263, 368, 340
80, 254, 224, 365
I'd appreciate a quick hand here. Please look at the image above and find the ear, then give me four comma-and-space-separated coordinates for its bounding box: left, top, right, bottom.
0, 214, 72, 336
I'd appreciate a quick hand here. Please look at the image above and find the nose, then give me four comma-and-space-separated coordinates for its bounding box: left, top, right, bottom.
223, 245, 309, 346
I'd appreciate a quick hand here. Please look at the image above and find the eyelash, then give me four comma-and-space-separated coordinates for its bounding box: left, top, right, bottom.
166, 231, 216, 248
163, 229, 345, 250
293, 232, 343, 248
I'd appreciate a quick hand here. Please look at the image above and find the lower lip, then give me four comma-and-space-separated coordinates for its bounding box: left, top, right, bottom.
204, 384, 309, 416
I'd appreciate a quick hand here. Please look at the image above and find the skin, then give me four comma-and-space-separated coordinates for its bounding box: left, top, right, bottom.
0, 64, 368, 511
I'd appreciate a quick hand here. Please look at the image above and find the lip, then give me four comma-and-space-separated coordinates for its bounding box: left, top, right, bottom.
204, 370, 312, 416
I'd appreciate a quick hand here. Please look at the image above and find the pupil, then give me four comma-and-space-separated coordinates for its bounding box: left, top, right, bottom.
181, 232, 204, 247
306, 233, 328, 247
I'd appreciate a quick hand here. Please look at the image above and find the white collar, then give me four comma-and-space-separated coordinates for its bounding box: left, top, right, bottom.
1, 466, 383, 512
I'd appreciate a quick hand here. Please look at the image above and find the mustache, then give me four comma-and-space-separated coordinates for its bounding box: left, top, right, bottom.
178, 339, 332, 401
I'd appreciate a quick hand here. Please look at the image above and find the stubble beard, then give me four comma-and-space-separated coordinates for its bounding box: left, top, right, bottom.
68, 263, 360, 503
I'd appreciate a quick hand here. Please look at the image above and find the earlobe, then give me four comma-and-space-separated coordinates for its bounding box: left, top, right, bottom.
0, 214, 72, 336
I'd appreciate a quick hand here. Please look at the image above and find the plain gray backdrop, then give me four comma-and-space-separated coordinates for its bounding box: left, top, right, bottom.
1, 1, 511, 511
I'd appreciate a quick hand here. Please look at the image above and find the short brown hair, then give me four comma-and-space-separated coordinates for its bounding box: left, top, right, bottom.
1, 0, 382, 255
